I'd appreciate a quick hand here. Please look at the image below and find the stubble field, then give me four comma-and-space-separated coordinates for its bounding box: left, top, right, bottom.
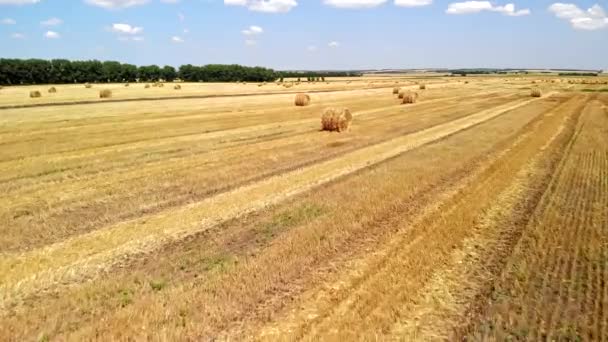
0, 75, 607, 340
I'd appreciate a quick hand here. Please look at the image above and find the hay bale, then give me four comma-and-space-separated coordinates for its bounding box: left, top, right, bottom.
48, 87, 57, 93
419, 84, 426, 90
174, 84, 181, 90
99, 89, 112, 98
398, 89, 407, 99
393, 87, 399, 95
531, 89, 542, 98
294, 93, 311, 106
29, 90, 41, 98
125, 83, 130, 87
85, 83, 92, 88
321, 107, 353, 132
158, 83, 164, 88
144, 84, 150, 89
401, 91, 418, 104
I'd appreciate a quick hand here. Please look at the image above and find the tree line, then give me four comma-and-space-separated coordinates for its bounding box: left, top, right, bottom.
0, 59, 363, 85
0, 59, 279, 85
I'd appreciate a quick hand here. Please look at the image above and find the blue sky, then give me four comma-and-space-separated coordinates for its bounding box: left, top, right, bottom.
0, 0, 607, 70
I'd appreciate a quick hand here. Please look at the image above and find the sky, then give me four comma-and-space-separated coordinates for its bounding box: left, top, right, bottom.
0, 0, 607, 70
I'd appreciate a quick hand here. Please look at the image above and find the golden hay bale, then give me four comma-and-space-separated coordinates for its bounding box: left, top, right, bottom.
99, 89, 112, 98
321, 107, 353, 132
48, 87, 57, 93
29, 90, 41, 98
465, 81, 469, 84
125, 83, 130, 87
419, 84, 426, 90
531, 89, 542, 98
284, 83, 293, 88
174, 84, 181, 90
398, 89, 407, 99
258, 83, 264, 87
393, 87, 399, 94
158, 83, 164, 88
401, 91, 418, 104
84, 83, 92, 88
294, 93, 311, 106
144, 84, 150, 88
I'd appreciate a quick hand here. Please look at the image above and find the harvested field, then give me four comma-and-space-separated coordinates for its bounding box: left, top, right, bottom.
0, 76, 606, 340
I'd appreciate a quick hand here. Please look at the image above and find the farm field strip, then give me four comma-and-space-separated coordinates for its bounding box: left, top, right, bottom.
0, 87, 568, 340
468, 96, 608, 341
252, 93, 583, 341
0, 92, 552, 309
0, 89, 504, 177
0, 91, 521, 251
0, 80, 455, 109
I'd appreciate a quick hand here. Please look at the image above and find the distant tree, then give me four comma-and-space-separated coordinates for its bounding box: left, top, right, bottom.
161, 66, 177, 82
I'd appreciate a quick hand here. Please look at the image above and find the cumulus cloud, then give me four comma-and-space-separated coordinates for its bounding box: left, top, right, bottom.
323, 0, 386, 8
242, 25, 263, 35
41, 17, 62, 26
11, 32, 25, 39
1, 18, 16, 24
549, 3, 608, 30
171, 35, 184, 43
394, 0, 432, 7
44, 30, 60, 39
0, 0, 40, 4
225, 0, 297, 13
446, 1, 530, 16
328, 41, 339, 47
110, 23, 143, 34
85, 0, 149, 9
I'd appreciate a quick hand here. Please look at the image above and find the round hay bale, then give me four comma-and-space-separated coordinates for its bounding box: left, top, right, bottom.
294, 93, 311, 106
84, 83, 92, 88
531, 89, 542, 98
398, 89, 407, 99
29, 90, 42, 98
393, 87, 399, 95
174, 84, 181, 90
321, 107, 353, 132
144, 84, 150, 89
158, 83, 164, 88
48, 87, 57, 93
401, 91, 418, 104
419, 84, 426, 90
99, 89, 112, 98
284, 83, 293, 88
125, 83, 130, 87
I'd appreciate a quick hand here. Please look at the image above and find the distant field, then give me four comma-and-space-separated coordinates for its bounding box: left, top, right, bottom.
0, 75, 607, 340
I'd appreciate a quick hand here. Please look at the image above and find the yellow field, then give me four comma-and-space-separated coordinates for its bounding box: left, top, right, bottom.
0, 76, 607, 340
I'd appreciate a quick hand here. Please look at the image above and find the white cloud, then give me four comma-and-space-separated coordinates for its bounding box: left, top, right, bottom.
183, 28, 189, 33
0, 0, 40, 4
446, 1, 530, 16
394, 0, 432, 7
11, 32, 25, 39
44, 30, 60, 39
41, 17, 62, 26
307, 45, 317, 52
160, 0, 179, 3
85, 0, 149, 9
245, 39, 257, 46
177, 11, 185, 21
328, 41, 339, 47
549, 3, 608, 30
110, 23, 143, 34
323, 0, 386, 8
242, 25, 263, 35
225, 0, 297, 13
171, 35, 184, 43
1, 18, 16, 24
